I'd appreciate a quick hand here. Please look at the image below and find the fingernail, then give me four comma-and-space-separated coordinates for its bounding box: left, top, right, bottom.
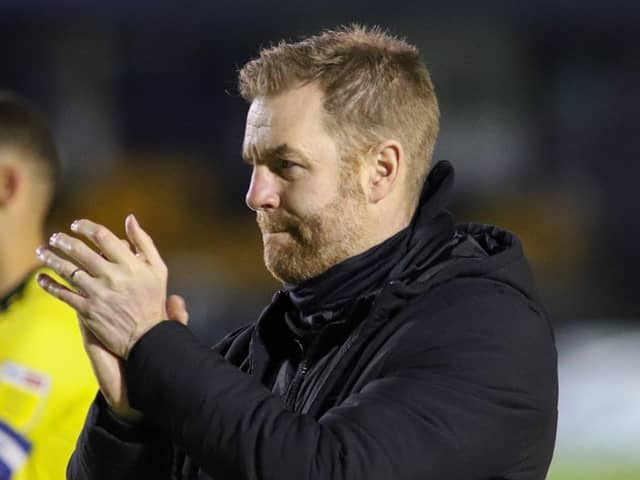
49, 233, 59, 245
36, 246, 45, 257
36, 275, 49, 289
71, 220, 79, 231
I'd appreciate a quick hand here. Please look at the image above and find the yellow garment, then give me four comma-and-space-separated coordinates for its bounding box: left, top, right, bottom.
0, 269, 97, 479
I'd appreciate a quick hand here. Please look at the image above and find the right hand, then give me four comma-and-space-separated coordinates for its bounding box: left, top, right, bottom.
80, 293, 189, 422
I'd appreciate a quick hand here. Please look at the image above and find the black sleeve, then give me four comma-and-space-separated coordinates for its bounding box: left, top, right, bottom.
66, 393, 173, 480
124, 292, 557, 480
66, 325, 253, 480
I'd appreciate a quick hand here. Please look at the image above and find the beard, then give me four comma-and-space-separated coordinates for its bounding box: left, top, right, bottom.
257, 170, 368, 284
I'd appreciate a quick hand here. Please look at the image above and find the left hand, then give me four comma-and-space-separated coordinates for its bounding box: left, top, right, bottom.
36, 214, 168, 359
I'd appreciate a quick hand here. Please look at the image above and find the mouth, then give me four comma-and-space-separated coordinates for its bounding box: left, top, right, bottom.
262, 231, 293, 247
260, 224, 293, 235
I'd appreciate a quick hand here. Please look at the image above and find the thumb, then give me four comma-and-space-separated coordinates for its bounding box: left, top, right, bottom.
166, 294, 189, 325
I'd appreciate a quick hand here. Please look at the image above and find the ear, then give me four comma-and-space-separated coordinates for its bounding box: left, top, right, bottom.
0, 164, 20, 207
367, 140, 403, 204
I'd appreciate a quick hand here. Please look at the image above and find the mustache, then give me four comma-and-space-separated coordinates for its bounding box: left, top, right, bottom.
256, 212, 299, 234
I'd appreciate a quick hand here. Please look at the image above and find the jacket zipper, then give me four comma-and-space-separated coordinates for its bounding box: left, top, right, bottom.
285, 339, 313, 410
286, 362, 309, 409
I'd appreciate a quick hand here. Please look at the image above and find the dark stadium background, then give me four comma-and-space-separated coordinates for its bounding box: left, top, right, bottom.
2, 1, 639, 478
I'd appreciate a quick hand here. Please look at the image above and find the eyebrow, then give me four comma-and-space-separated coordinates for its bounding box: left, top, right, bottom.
242, 144, 311, 166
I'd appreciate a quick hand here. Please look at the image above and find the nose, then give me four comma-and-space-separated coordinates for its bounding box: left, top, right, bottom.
245, 165, 280, 211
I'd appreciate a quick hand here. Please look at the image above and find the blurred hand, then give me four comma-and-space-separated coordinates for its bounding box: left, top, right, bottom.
167, 294, 189, 326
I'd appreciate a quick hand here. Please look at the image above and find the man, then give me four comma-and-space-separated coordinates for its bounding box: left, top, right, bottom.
38, 26, 558, 479
0, 93, 97, 479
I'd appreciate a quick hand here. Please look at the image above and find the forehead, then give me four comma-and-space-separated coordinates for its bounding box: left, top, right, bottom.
242, 83, 334, 160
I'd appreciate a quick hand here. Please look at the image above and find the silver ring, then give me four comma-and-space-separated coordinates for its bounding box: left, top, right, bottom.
70, 268, 83, 281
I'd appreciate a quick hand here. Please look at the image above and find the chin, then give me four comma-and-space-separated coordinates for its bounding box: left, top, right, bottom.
265, 248, 344, 285
264, 249, 313, 284
265, 262, 304, 284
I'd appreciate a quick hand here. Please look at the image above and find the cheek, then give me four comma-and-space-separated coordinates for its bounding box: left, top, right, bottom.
281, 180, 336, 216
292, 176, 339, 209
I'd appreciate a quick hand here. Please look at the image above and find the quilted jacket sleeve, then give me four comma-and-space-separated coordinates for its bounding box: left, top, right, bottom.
66, 325, 253, 480
66, 393, 173, 480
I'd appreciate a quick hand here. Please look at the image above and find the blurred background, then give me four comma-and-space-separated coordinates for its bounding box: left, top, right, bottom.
2, 1, 638, 478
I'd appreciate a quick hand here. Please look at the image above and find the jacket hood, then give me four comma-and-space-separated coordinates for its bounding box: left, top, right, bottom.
393, 160, 539, 303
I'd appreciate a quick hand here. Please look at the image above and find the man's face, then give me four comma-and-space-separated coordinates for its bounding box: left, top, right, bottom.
243, 83, 370, 284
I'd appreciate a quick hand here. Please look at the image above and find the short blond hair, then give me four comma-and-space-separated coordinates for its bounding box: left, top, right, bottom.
238, 24, 440, 210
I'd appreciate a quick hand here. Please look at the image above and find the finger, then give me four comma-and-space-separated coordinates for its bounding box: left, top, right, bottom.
36, 246, 99, 294
121, 237, 145, 260
125, 214, 164, 268
36, 273, 89, 314
70, 219, 135, 265
120, 238, 132, 251
167, 294, 189, 325
48, 232, 116, 277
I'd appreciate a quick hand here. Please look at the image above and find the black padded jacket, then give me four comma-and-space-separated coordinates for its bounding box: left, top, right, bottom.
67, 161, 558, 480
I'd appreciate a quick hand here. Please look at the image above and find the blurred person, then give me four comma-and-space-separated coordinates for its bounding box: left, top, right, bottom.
0, 93, 97, 479
38, 26, 558, 479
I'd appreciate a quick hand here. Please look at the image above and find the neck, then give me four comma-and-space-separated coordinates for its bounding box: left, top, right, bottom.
365, 204, 412, 251
0, 226, 44, 299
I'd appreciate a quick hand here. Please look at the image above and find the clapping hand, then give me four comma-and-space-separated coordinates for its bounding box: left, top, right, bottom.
36, 214, 188, 419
